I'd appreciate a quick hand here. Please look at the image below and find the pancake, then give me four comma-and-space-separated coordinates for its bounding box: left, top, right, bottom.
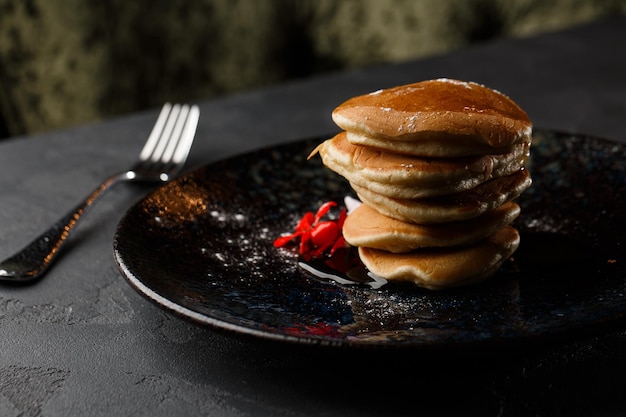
343, 201, 520, 252
332, 78, 532, 157
345, 131, 522, 158
352, 168, 531, 224
302, 78, 533, 289
312, 131, 531, 198
358, 226, 520, 290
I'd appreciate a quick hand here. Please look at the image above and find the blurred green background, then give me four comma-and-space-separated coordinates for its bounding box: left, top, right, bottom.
1, 0, 624, 139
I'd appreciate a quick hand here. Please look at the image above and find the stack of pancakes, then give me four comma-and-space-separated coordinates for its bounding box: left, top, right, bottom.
311, 79, 532, 290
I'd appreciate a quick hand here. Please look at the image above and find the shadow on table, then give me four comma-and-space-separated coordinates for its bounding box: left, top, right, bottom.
141, 309, 626, 416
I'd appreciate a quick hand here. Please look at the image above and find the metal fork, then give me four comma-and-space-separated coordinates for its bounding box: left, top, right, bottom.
0, 103, 200, 283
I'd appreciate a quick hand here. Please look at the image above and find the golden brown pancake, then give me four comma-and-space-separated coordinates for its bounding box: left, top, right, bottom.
343, 201, 520, 252
358, 226, 520, 290
352, 168, 531, 224
344, 131, 522, 158
313, 131, 530, 198
332, 78, 532, 157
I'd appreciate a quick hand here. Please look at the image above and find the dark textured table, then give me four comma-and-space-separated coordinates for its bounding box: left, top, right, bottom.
1, 17, 625, 416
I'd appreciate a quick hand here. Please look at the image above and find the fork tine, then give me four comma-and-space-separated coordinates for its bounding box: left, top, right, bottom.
161, 104, 191, 163
150, 104, 182, 162
172, 105, 199, 164
139, 103, 172, 161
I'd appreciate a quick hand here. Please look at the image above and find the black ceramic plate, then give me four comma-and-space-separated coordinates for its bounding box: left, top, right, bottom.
113, 129, 626, 351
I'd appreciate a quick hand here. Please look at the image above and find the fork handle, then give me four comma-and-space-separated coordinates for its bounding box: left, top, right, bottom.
0, 172, 128, 282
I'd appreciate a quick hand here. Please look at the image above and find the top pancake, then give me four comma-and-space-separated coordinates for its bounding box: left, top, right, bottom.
332, 78, 532, 157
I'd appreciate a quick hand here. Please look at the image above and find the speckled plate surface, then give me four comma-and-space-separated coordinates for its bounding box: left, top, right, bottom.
113, 130, 626, 351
